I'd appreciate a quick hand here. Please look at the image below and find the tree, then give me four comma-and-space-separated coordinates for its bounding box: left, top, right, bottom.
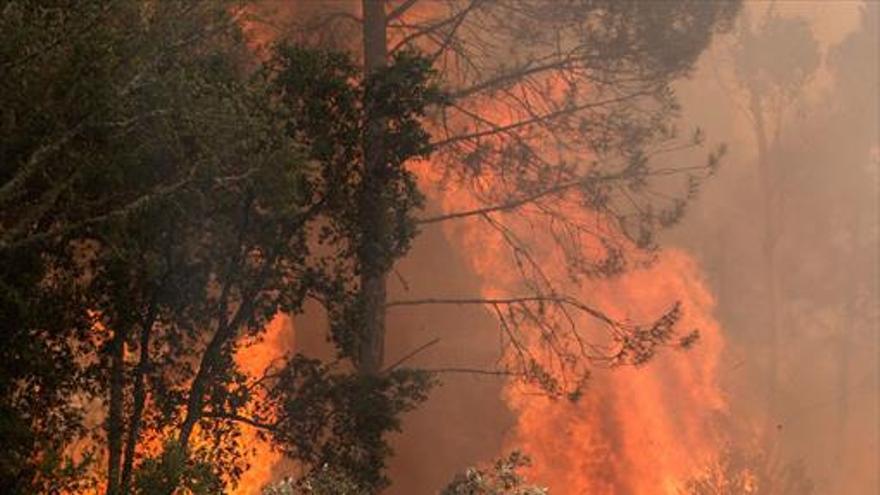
728, 4, 820, 433
442, 451, 547, 495
1, 2, 317, 493
244, 43, 442, 492
253, 0, 743, 386
683, 3, 877, 490
821, 4, 879, 480
262, 451, 546, 495
2, 2, 451, 493
3, 1, 742, 492
250, 0, 739, 487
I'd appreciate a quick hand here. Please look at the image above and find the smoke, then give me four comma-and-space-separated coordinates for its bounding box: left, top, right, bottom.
662, 2, 879, 493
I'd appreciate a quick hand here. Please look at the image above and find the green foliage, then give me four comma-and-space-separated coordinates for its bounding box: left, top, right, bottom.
262, 467, 367, 495
133, 442, 222, 495
257, 355, 434, 492
442, 451, 547, 495
1, 1, 313, 491
1, 1, 744, 492
269, 44, 446, 358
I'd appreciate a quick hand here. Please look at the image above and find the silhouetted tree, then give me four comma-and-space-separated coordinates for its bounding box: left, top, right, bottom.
1, 2, 316, 492
242, 1, 742, 490
257, 0, 741, 402
728, 5, 820, 431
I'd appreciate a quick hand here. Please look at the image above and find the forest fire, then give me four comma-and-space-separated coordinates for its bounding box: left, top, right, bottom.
231, 317, 293, 494
2, 1, 877, 494
419, 155, 726, 493
503, 251, 725, 494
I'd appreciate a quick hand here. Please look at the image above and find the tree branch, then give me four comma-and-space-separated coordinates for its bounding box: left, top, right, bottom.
421, 367, 521, 378
382, 337, 440, 373
387, 0, 420, 23
389, 0, 482, 54
202, 411, 277, 432
0, 120, 87, 207
385, 295, 617, 327
432, 90, 650, 149
415, 178, 578, 225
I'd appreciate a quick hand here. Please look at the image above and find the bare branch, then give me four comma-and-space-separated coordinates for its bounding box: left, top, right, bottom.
202, 411, 277, 432
415, 178, 579, 225
422, 367, 521, 378
382, 337, 440, 373
385, 295, 617, 327
387, 0, 421, 23
389, 0, 483, 54
432, 90, 651, 149
416, 163, 639, 226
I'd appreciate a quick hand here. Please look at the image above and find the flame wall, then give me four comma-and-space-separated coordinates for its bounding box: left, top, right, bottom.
421, 163, 727, 493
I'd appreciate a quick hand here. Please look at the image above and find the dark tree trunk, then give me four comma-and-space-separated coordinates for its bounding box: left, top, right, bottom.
178, 318, 232, 449
106, 326, 128, 495
120, 305, 156, 494
358, 0, 389, 376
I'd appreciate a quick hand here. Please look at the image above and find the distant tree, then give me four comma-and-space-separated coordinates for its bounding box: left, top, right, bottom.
694, 4, 877, 491
820, 2, 879, 475
727, 5, 820, 427
752, 3, 878, 486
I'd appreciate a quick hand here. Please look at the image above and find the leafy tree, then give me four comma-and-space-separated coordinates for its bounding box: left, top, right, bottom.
259, 0, 741, 384
1, 1, 317, 493
2, 1, 743, 493
215, 43, 446, 492
1, 2, 448, 493
262, 467, 368, 495
132, 442, 222, 495
442, 451, 547, 495
252, 0, 739, 488
728, 5, 820, 428
263, 451, 546, 495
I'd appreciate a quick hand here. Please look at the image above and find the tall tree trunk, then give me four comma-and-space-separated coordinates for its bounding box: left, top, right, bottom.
120, 305, 157, 494
749, 86, 782, 450
178, 319, 233, 449
106, 327, 128, 495
358, 0, 389, 376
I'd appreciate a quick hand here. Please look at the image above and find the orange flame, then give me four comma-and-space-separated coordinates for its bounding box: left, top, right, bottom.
419, 157, 727, 492
231, 315, 294, 495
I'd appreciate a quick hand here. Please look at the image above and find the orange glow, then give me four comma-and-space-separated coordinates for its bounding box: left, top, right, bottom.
429, 169, 727, 492
505, 252, 725, 494
76, 4, 731, 492
412, 68, 728, 487
231, 315, 294, 495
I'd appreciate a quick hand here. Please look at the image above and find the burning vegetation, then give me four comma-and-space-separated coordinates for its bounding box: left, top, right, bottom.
1, 1, 876, 494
